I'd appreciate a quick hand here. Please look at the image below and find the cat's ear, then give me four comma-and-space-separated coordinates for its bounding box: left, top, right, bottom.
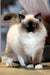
3, 13, 17, 21
34, 13, 41, 21
18, 14, 25, 22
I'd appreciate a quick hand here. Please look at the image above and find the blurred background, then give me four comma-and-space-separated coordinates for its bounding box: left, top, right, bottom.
1, 0, 50, 62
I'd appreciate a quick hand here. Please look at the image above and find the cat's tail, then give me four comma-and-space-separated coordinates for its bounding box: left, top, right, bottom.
3, 13, 20, 27
3, 13, 18, 20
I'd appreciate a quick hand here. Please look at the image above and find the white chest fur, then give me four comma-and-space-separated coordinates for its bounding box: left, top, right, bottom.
19, 32, 44, 56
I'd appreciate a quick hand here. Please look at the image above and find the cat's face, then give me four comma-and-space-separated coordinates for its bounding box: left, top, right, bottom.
19, 13, 41, 33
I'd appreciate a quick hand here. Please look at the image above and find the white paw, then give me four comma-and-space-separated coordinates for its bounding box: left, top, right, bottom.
26, 64, 34, 69
6, 62, 12, 67
35, 64, 43, 69
6, 58, 14, 67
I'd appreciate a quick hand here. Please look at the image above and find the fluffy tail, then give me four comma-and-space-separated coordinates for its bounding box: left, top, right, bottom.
3, 13, 18, 20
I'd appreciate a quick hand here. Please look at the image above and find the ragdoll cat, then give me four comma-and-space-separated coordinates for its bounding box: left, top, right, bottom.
3, 13, 47, 69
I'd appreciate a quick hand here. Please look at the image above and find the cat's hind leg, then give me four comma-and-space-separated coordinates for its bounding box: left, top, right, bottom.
6, 57, 14, 67
5, 44, 16, 67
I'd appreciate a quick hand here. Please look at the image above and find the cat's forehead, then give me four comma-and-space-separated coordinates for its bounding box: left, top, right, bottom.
21, 15, 39, 23
26, 15, 34, 19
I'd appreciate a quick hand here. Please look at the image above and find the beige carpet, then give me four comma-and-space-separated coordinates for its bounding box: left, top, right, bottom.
0, 62, 50, 75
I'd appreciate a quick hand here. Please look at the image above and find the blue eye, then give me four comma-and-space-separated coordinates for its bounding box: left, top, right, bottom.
33, 24, 36, 27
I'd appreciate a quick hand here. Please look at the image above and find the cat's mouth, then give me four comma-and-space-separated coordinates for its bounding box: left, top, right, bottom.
26, 27, 34, 32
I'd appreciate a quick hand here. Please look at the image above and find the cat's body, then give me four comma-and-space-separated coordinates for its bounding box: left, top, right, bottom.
4, 13, 47, 69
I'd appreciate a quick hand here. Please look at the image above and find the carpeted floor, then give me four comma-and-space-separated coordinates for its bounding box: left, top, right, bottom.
0, 62, 50, 75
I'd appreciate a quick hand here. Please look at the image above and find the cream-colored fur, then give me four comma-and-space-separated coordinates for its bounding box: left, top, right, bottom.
5, 15, 47, 69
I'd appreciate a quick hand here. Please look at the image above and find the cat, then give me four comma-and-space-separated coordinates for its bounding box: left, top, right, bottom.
3, 13, 47, 69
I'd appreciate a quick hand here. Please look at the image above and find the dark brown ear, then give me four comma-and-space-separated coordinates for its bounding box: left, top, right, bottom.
18, 14, 25, 22
3, 13, 17, 20
34, 13, 41, 21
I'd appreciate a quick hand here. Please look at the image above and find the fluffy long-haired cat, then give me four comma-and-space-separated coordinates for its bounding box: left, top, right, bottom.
3, 13, 47, 69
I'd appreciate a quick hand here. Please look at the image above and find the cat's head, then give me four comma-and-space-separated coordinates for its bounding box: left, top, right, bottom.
3, 13, 42, 33
18, 13, 42, 33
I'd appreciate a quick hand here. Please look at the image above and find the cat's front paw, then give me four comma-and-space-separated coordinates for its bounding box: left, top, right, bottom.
26, 64, 34, 69
35, 64, 43, 69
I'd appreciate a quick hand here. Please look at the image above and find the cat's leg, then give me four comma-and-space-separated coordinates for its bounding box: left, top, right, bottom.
17, 56, 26, 67
26, 56, 34, 68
32, 49, 43, 69
5, 44, 16, 67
